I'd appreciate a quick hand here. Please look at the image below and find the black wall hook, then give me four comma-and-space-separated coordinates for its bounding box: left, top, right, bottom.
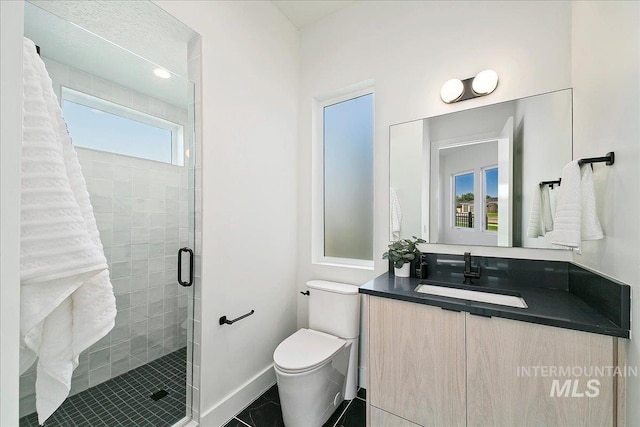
539, 178, 561, 188
578, 152, 615, 166
300, 291, 310, 296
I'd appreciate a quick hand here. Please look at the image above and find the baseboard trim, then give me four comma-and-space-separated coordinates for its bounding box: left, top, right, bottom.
358, 366, 367, 390
199, 364, 276, 427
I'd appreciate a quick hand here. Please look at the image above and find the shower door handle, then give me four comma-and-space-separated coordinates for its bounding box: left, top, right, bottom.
177, 247, 194, 287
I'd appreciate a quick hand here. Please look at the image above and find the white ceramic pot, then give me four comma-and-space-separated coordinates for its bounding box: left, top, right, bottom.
394, 263, 411, 277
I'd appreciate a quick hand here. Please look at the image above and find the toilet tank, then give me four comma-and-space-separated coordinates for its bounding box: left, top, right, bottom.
307, 280, 360, 339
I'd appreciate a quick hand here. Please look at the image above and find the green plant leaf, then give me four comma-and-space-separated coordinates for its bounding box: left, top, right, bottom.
384, 236, 425, 262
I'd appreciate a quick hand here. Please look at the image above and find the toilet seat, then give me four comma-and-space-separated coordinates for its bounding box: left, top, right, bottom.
273, 328, 346, 374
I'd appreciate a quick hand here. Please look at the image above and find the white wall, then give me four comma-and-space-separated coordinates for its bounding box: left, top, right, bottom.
154, 2, 299, 425
389, 120, 423, 240
298, 0, 573, 385
0, 2, 24, 425
571, 2, 640, 426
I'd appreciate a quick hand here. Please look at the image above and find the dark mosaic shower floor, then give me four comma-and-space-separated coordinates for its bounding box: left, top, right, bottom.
223, 385, 366, 427
20, 347, 187, 427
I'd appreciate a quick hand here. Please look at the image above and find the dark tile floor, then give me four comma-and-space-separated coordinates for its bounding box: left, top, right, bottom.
224, 385, 366, 427
19, 347, 187, 427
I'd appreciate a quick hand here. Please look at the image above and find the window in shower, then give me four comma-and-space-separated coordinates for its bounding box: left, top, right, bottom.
61, 87, 184, 166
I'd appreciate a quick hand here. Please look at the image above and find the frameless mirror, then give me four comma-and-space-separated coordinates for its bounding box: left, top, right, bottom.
390, 89, 573, 249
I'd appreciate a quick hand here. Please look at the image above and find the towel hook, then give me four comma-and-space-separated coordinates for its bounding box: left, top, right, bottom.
578, 152, 615, 167
539, 178, 561, 188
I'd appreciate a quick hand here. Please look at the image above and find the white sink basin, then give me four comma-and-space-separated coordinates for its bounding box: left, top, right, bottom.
415, 284, 528, 309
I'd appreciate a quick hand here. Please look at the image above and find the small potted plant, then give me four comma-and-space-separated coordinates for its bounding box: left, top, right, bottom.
383, 236, 426, 277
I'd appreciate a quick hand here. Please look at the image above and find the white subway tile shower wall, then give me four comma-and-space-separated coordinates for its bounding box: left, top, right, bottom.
18, 58, 192, 418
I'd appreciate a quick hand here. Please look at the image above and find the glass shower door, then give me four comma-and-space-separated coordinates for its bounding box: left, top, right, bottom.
20, 1, 199, 425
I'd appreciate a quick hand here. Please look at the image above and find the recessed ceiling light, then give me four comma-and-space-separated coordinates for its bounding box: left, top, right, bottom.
153, 68, 171, 79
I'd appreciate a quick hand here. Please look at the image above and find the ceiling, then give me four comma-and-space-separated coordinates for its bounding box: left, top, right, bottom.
273, 0, 356, 29
24, 1, 195, 108
24, 0, 355, 108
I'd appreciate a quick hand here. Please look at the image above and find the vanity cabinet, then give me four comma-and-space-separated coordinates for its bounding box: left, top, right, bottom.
368, 296, 466, 426
466, 314, 616, 427
367, 296, 620, 427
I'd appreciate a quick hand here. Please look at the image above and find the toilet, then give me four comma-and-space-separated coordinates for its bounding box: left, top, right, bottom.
273, 280, 360, 427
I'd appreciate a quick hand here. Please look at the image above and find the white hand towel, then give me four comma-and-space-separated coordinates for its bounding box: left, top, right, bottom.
580, 164, 604, 241
526, 185, 544, 238
527, 184, 554, 238
552, 160, 604, 247
541, 184, 554, 233
390, 187, 402, 240
552, 160, 582, 247
21, 38, 116, 425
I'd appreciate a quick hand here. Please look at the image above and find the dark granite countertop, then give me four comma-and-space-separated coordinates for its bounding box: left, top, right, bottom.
359, 255, 630, 338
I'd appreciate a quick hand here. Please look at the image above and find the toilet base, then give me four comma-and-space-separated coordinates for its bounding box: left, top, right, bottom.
275, 342, 351, 427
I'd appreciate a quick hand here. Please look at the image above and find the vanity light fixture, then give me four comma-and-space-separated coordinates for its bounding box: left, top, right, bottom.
440, 78, 465, 104
472, 69, 499, 95
153, 68, 171, 79
440, 69, 499, 104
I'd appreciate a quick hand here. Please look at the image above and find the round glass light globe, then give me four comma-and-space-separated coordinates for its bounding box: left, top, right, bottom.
472, 69, 498, 95
440, 79, 464, 103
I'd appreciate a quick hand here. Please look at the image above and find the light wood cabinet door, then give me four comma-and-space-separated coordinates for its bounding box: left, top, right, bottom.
369, 297, 466, 427
466, 314, 615, 427
370, 406, 421, 427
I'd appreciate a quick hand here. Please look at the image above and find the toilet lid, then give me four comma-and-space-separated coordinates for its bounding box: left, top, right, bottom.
274, 328, 346, 373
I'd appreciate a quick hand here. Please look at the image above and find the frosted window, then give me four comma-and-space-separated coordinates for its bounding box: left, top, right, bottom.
454, 172, 474, 229
323, 93, 374, 260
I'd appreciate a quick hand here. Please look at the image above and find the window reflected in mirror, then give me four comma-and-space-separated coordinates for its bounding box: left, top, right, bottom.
484, 167, 498, 232
454, 172, 474, 229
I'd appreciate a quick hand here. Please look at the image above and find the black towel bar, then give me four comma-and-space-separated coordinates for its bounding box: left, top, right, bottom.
219, 310, 255, 325
578, 151, 615, 166
540, 152, 615, 187
539, 178, 561, 188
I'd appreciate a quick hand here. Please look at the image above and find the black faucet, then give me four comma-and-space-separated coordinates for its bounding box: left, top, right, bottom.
463, 252, 481, 285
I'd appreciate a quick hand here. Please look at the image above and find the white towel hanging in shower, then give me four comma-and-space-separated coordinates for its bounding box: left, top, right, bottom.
20, 37, 116, 425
